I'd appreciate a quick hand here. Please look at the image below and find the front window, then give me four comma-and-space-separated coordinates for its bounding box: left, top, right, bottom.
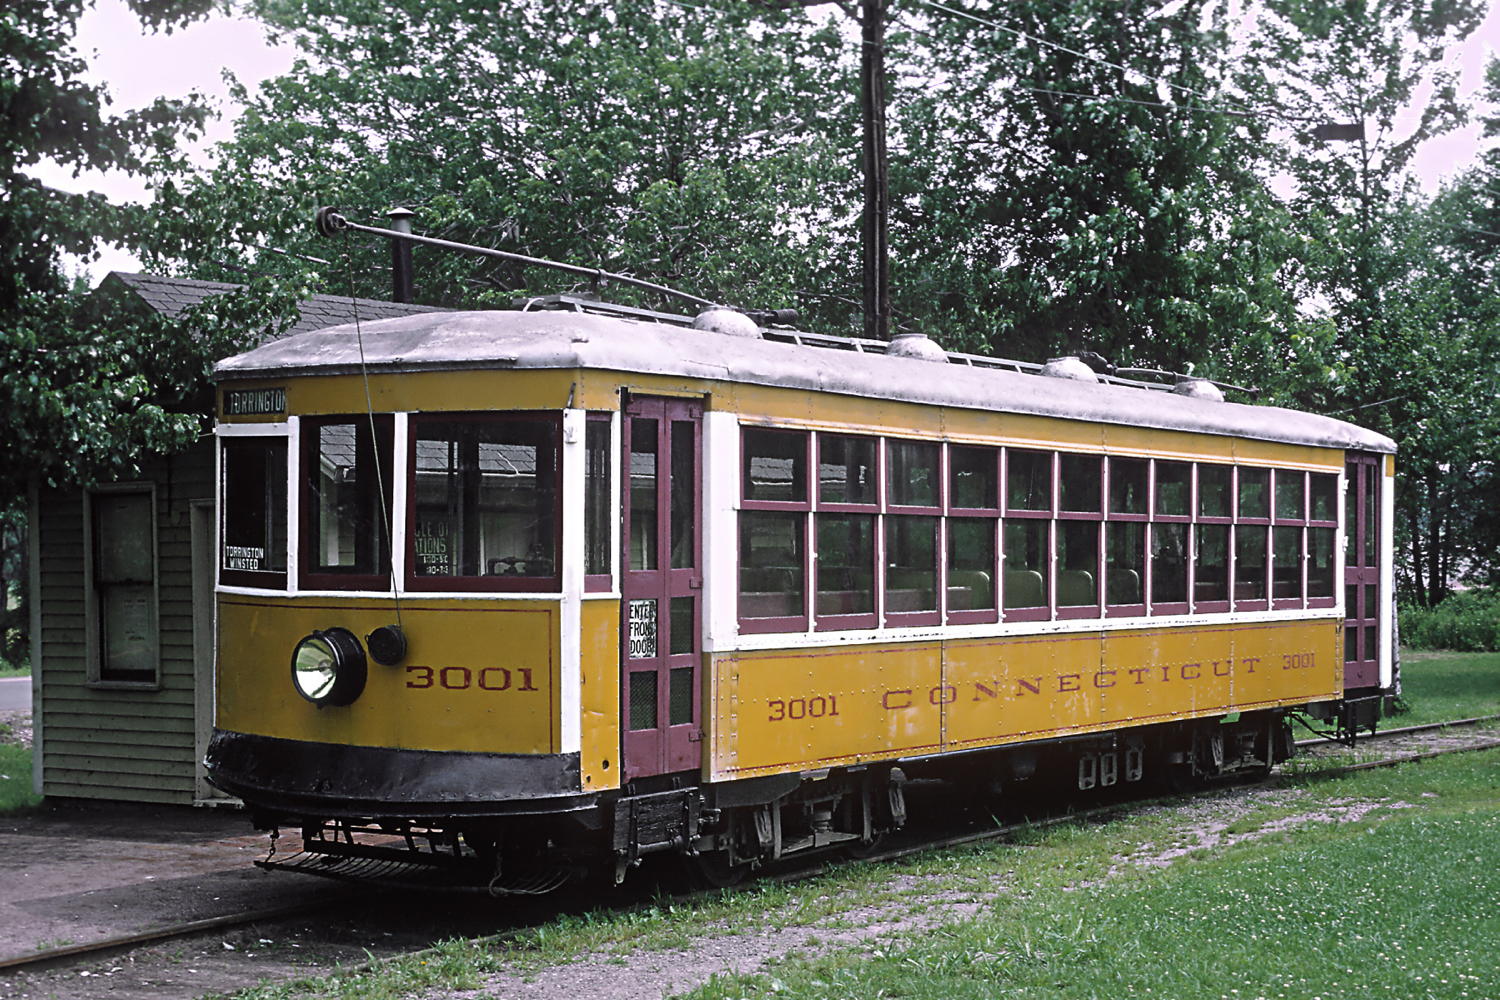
301, 416, 393, 588
410, 414, 560, 590
220, 437, 287, 587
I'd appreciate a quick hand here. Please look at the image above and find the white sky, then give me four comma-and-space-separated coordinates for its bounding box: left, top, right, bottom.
31, 0, 1500, 283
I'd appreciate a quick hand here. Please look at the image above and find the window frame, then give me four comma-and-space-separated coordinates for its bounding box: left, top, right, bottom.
884, 438, 942, 627
219, 435, 289, 590
739, 426, 811, 633
946, 444, 1000, 625
84, 483, 160, 689
814, 432, 880, 631
1000, 448, 1053, 623
583, 412, 615, 594
299, 414, 396, 591
1104, 457, 1149, 618
1232, 466, 1272, 611
1055, 452, 1103, 619
1192, 463, 1233, 614
404, 411, 563, 593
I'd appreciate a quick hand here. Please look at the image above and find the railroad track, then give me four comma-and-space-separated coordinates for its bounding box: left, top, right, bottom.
6, 715, 1499, 983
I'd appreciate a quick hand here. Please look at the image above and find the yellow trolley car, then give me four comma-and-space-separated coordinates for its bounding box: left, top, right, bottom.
205, 299, 1395, 888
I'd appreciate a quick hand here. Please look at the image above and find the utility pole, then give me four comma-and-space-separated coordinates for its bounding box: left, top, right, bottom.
861, 0, 890, 341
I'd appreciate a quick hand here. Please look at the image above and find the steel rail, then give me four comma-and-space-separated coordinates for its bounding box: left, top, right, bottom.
1294, 712, 1500, 749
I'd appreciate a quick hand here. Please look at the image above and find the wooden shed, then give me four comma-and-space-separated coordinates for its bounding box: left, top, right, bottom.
29, 272, 443, 805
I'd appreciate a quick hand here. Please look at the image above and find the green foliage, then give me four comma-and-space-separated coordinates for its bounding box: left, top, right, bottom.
0, 0, 294, 502
1401, 594, 1500, 652
889, 0, 1300, 373
156, 0, 853, 321
0, 741, 40, 815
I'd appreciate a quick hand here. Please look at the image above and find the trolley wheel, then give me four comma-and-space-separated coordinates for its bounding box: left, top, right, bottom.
685, 850, 749, 889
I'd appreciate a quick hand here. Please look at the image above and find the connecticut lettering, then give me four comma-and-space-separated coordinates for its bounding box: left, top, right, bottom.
879, 652, 1313, 711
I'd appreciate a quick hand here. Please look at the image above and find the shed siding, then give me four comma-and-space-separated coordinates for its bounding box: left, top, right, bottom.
37, 445, 213, 803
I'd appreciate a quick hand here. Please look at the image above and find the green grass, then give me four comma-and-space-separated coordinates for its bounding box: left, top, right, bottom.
218, 750, 1500, 1000
1393, 650, 1500, 726
687, 752, 1500, 1000
0, 739, 40, 814
0, 662, 29, 679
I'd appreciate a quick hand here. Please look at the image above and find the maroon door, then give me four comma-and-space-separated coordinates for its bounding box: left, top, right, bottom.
1344, 454, 1381, 689
621, 396, 703, 779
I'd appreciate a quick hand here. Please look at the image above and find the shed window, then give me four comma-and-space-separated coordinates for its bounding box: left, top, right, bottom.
220, 437, 287, 587
90, 489, 157, 685
410, 414, 559, 589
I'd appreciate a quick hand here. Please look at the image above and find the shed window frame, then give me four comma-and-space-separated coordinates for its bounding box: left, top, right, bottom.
85, 484, 160, 690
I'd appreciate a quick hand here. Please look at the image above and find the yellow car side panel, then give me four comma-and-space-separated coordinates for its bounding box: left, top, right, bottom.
711, 619, 1339, 780
217, 597, 559, 755
580, 598, 622, 791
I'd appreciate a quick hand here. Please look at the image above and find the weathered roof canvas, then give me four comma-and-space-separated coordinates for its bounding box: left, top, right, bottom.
217, 309, 1397, 455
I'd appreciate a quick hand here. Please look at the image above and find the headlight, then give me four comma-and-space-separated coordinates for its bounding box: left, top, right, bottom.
291, 627, 367, 707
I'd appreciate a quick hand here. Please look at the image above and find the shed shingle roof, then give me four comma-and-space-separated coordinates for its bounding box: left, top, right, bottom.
105, 271, 447, 344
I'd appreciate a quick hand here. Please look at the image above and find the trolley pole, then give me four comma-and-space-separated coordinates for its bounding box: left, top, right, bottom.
860, 0, 891, 341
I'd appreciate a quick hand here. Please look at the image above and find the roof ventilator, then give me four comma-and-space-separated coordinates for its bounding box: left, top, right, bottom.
1172, 377, 1226, 402
691, 307, 763, 339
886, 331, 949, 363
1041, 356, 1099, 382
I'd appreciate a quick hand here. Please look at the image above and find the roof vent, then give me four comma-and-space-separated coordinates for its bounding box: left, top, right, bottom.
692, 308, 762, 339
1172, 377, 1225, 402
1041, 356, 1098, 382
886, 331, 949, 363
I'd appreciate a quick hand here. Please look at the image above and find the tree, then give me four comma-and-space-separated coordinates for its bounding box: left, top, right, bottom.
0, 0, 294, 500
1247, 0, 1487, 602
155, 0, 856, 324
877, 0, 1303, 375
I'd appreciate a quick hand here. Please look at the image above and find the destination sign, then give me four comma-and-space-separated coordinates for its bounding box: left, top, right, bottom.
223, 387, 286, 416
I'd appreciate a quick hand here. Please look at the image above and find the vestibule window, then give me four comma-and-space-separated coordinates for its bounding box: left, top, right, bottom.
584, 415, 613, 590
221, 437, 287, 587
301, 416, 393, 589
409, 413, 560, 590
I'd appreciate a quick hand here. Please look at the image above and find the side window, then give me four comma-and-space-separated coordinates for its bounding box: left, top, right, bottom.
409, 414, 560, 590
816, 434, 877, 629
220, 437, 287, 588
89, 489, 158, 686
739, 428, 809, 631
1002, 449, 1052, 620
302, 416, 394, 589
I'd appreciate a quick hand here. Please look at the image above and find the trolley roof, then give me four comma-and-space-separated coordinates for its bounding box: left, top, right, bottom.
215, 310, 1396, 454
